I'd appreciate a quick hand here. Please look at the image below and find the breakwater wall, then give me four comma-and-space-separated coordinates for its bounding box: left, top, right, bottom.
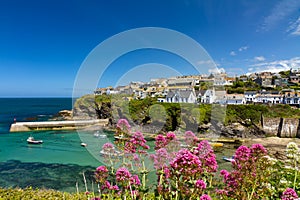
10, 119, 109, 132
262, 117, 300, 138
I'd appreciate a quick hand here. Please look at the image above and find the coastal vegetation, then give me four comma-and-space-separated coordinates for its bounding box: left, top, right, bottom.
73, 94, 300, 135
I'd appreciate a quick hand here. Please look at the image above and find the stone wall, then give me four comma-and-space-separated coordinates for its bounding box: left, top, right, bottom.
280, 118, 300, 138
261, 117, 281, 136
262, 116, 300, 138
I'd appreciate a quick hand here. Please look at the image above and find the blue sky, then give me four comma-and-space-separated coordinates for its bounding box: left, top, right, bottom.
1, 0, 300, 97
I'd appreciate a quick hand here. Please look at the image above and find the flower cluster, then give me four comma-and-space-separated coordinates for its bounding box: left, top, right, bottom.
116, 119, 131, 132
218, 144, 273, 199
154, 132, 179, 150
92, 119, 300, 199
153, 132, 215, 199
184, 130, 199, 147
150, 148, 169, 170
95, 165, 141, 198
193, 140, 218, 173
116, 167, 132, 183
115, 119, 131, 140
281, 188, 299, 200
124, 131, 149, 154
95, 166, 109, 184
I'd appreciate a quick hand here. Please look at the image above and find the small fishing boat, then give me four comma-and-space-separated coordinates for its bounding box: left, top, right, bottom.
222, 156, 235, 162
81, 142, 88, 147
27, 136, 43, 144
94, 131, 107, 138
100, 149, 121, 157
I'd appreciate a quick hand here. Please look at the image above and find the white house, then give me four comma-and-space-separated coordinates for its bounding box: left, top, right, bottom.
201, 89, 215, 104
244, 91, 257, 103
166, 89, 197, 103
256, 91, 283, 104
283, 91, 300, 105
225, 94, 246, 105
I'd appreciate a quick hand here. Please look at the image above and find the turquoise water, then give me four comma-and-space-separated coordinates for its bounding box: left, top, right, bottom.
0, 98, 104, 192
0, 98, 236, 192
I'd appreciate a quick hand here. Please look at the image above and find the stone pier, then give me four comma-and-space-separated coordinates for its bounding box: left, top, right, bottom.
10, 119, 109, 132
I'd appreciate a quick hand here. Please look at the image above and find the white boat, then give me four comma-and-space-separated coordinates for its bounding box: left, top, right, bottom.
94, 131, 107, 138
81, 142, 88, 147
100, 149, 121, 157
222, 156, 235, 162
27, 136, 43, 144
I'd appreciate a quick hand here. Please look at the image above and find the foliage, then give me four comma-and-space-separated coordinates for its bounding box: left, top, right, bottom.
77, 94, 300, 133
225, 104, 267, 126
0, 187, 87, 200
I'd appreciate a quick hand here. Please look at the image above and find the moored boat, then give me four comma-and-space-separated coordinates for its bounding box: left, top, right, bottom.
94, 131, 107, 138
27, 136, 43, 144
100, 149, 121, 157
81, 142, 88, 147
222, 156, 235, 162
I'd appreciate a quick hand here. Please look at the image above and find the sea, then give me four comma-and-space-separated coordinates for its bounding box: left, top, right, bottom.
0, 98, 235, 193
0, 98, 106, 193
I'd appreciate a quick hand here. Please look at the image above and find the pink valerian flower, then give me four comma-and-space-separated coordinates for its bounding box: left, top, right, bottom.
95, 165, 109, 183
116, 167, 132, 183
125, 131, 150, 154
200, 194, 212, 200
220, 169, 230, 180
170, 149, 202, 179
130, 174, 141, 186
218, 144, 274, 199
195, 179, 206, 189
166, 132, 176, 141
101, 180, 119, 192
281, 188, 299, 200
234, 145, 251, 162
155, 134, 167, 149
102, 142, 115, 153
116, 119, 131, 134
250, 143, 268, 162
155, 132, 178, 150
193, 140, 218, 173
184, 131, 196, 146
150, 148, 170, 170
96, 165, 108, 173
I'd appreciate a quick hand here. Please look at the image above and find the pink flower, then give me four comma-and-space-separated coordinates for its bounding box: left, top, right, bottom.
96, 165, 108, 173
102, 143, 115, 153
111, 185, 119, 191
234, 145, 251, 162
184, 131, 196, 146
95, 165, 109, 183
193, 140, 218, 173
200, 194, 211, 200
170, 149, 202, 177
116, 119, 131, 132
125, 131, 149, 154
281, 188, 299, 200
116, 167, 132, 183
166, 132, 176, 140
151, 148, 170, 170
220, 169, 230, 180
130, 175, 141, 186
155, 134, 167, 149
195, 179, 206, 189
